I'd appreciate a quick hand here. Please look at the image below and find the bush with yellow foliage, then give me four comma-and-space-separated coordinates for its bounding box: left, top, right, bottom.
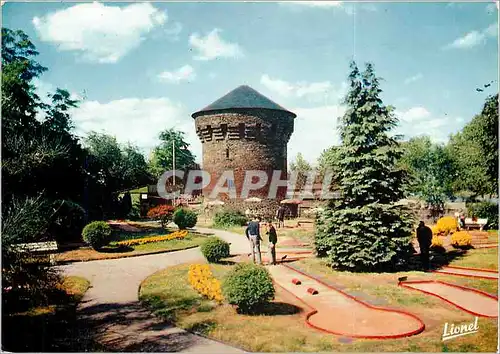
451, 231, 472, 249
436, 216, 458, 235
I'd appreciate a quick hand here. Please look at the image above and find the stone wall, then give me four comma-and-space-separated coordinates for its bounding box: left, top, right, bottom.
194, 108, 294, 202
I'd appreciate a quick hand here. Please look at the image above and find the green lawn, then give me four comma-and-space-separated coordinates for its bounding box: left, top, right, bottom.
446, 247, 498, 270
56, 232, 207, 262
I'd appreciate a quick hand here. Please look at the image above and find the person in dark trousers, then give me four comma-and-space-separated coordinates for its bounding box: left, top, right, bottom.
266, 222, 278, 265
245, 216, 262, 264
416, 221, 433, 271
276, 206, 285, 228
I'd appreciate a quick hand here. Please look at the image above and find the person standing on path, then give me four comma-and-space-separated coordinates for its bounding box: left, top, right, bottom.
245, 216, 262, 264
416, 221, 433, 271
266, 222, 278, 265
276, 206, 285, 228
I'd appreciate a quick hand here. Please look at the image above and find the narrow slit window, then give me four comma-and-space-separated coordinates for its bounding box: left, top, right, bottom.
226, 148, 230, 159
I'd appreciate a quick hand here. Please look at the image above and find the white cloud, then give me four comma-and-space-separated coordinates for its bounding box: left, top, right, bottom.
445, 22, 498, 49
33, 78, 83, 104
395, 106, 462, 143
396, 106, 431, 123
165, 22, 182, 40
70, 97, 202, 159
287, 105, 345, 164
260, 74, 346, 103
484, 22, 498, 37
189, 29, 243, 61
288, 103, 464, 162
32, 2, 167, 63
404, 73, 423, 85
158, 65, 196, 84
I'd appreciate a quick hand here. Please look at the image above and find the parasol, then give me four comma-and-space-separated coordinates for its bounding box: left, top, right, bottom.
244, 197, 262, 203
207, 200, 225, 206
280, 199, 303, 204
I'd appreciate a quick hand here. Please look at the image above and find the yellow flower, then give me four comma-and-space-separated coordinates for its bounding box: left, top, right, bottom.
117, 230, 187, 246
436, 216, 458, 235
451, 231, 472, 247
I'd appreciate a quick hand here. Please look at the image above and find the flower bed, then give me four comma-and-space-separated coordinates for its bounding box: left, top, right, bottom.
451, 231, 472, 248
188, 264, 223, 303
116, 230, 188, 246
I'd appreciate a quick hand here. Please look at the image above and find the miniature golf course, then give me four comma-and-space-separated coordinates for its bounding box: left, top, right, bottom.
399, 280, 498, 318
264, 263, 425, 338
433, 265, 498, 280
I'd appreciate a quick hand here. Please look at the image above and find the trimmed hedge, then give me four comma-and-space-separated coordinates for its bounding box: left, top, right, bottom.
222, 263, 275, 313
173, 208, 197, 229
436, 216, 458, 235
451, 231, 472, 249
200, 237, 230, 263
82, 221, 112, 250
213, 209, 248, 228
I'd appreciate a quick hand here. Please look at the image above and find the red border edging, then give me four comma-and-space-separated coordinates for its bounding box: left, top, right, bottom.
433, 269, 498, 280
443, 265, 498, 273
277, 264, 425, 339
432, 265, 498, 280
473, 244, 498, 249
399, 280, 498, 318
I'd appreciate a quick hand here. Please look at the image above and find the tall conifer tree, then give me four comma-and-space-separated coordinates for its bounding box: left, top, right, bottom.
315, 62, 414, 271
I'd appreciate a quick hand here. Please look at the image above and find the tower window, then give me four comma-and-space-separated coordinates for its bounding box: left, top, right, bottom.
226, 148, 230, 159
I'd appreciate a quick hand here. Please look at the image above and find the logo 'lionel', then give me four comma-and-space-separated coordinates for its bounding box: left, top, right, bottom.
442, 317, 479, 341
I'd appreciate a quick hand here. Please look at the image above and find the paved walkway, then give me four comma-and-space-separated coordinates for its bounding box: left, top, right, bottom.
58, 228, 248, 353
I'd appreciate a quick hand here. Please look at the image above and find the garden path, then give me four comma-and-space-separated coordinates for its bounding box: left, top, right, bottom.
58, 245, 245, 352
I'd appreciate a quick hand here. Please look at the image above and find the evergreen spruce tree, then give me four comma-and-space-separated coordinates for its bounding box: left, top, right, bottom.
315, 62, 414, 272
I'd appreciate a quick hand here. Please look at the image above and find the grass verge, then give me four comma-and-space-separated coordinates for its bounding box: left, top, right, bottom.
2, 276, 92, 352
55, 232, 207, 262
445, 247, 498, 270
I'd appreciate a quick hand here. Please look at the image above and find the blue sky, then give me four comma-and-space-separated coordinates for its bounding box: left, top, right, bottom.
2, 1, 498, 165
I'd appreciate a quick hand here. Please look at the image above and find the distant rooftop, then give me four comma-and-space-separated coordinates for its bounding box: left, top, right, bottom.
192, 85, 296, 118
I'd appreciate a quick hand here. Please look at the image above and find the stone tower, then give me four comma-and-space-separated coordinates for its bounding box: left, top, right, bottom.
192, 85, 296, 213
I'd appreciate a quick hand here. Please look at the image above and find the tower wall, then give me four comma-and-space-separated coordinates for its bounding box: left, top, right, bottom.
195, 108, 294, 206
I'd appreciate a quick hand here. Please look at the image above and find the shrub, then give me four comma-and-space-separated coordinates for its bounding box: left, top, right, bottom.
50, 200, 86, 243
451, 231, 472, 249
430, 236, 446, 253
213, 209, 247, 228
82, 221, 112, 250
436, 216, 458, 235
201, 237, 230, 263
431, 225, 440, 235
222, 263, 275, 313
188, 264, 223, 303
467, 201, 498, 229
147, 204, 175, 228
173, 208, 198, 229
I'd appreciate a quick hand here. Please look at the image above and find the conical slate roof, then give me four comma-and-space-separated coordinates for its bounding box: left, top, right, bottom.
192, 85, 296, 118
